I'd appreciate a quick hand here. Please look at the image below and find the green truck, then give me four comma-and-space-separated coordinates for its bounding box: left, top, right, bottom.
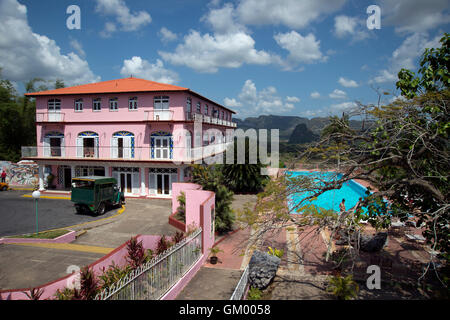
70, 176, 125, 215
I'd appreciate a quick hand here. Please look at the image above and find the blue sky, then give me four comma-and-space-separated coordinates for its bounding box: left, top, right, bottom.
0, 0, 449, 119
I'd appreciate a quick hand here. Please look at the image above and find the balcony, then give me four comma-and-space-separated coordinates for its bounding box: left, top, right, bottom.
144, 110, 174, 121
36, 112, 65, 122
21, 142, 234, 163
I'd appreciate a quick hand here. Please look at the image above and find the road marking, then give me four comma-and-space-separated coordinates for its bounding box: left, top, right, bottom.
7, 242, 114, 254
22, 194, 71, 200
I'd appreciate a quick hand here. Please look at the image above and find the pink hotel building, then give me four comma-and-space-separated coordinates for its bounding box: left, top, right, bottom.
22, 77, 236, 198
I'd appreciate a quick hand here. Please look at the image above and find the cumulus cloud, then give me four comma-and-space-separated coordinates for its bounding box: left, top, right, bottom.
286, 96, 300, 103
0, 0, 100, 86
310, 91, 321, 99
159, 30, 275, 73
333, 15, 369, 41
330, 101, 357, 111
379, 0, 450, 34
120, 56, 179, 84
158, 27, 178, 43
95, 0, 151, 37
224, 80, 298, 116
274, 31, 326, 68
338, 77, 359, 88
329, 89, 347, 99
371, 32, 441, 84
69, 39, 86, 58
236, 0, 347, 29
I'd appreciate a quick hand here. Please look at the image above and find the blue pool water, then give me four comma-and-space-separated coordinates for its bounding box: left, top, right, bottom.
287, 171, 369, 214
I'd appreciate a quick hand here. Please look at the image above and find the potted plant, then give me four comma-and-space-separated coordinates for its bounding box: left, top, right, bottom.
209, 246, 223, 264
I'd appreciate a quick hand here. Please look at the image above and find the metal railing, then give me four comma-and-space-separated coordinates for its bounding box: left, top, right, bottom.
36, 112, 65, 122
144, 110, 174, 121
21, 142, 233, 162
230, 265, 249, 300
95, 228, 202, 300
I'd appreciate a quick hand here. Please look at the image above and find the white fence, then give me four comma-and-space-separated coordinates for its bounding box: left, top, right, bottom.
230, 265, 249, 300
95, 228, 202, 300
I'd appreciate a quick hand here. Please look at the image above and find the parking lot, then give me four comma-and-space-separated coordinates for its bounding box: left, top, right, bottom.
0, 190, 120, 238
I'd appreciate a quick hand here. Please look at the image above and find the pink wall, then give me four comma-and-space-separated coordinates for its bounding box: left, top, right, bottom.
35, 91, 233, 124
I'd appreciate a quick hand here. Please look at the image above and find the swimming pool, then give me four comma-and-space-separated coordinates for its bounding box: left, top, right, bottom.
287, 171, 369, 214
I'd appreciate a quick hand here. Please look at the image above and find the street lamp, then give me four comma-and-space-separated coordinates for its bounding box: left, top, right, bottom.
32, 190, 41, 235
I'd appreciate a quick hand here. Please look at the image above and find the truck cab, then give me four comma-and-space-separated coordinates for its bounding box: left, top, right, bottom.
70, 176, 124, 215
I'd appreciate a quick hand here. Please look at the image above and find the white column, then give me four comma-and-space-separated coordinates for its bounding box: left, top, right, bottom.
71, 165, 76, 179
104, 165, 110, 177
140, 167, 147, 196
38, 164, 45, 191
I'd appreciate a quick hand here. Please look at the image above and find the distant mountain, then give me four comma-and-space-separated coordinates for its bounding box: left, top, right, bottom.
233, 115, 369, 143
288, 123, 318, 144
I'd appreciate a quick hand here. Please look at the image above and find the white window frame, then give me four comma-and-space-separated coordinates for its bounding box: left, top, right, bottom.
186, 97, 192, 112
109, 98, 118, 111
48, 99, 61, 111
129, 97, 138, 111
75, 99, 83, 112
93, 98, 101, 111
154, 96, 169, 110
196, 102, 201, 113
153, 136, 171, 160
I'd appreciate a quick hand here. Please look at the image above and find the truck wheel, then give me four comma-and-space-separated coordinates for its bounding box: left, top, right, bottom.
1, 186, 7, 191
97, 202, 106, 216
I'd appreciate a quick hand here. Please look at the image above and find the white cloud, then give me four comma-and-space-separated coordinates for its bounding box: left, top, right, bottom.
286, 96, 300, 103
0, 0, 100, 86
371, 32, 441, 84
380, 0, 450, 33
201, 3, 246, 35
338, 77, 359, 88
69, 39, 86, 58
329, 89, 347, 99
333, 15, 369, 42
225, 80, 298, 116
330, 101, 357, 111
159, 30, 275, 73
236, 0, 347, 29
95, 0, 151, 37
310, 91, 321, 99
158, 27, 178, 43
274, 31, 326, 68
120, 56, 179, 84
223, 97, 242, 108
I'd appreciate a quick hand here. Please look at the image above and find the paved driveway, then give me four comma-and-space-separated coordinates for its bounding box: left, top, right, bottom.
0, 190, 120, 237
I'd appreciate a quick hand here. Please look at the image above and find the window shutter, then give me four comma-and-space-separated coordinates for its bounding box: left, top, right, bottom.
149, 173, 156, 195
43, 137, 50, 157
111, 137, 118, 159
132, 171, 140, 194
94, 137, 99, 158
124, 137, 131, 159
61, 137, 65, 157
76, 138, 83, 158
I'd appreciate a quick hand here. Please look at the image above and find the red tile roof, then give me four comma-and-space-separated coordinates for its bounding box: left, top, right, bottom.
25, 77, 188, 96
25, 77, 236, 113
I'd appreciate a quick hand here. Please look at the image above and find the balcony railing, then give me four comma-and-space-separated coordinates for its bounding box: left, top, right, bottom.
144, 110, 174, 121
21, 142, 234, 162
36, 112, 65, 122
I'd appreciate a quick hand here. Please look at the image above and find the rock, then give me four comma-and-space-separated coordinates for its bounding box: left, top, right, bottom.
248, 250, 281, 290
359, 232, 388, 252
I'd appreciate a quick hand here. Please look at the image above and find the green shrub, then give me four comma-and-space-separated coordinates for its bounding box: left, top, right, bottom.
247, 287, 262, 300
326, 274, 359, 300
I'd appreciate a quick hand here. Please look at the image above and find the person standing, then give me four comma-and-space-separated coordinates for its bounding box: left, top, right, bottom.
1, 170, 6, 183
339, 198, 346, 213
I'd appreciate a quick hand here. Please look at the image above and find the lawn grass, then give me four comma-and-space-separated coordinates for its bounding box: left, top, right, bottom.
6, 229, 70, 239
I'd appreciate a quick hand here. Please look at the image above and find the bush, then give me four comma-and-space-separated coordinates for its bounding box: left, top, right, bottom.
126, 236, 146, 269
326, 274, 359, 300
247, 287, 262, 300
